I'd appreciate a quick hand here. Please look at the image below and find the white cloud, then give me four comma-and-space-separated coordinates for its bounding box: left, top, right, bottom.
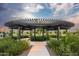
66, 14, 79, 32
11, 12, 35, 19
49, 3, 74, 18
22, 4, 44, 13
10, 4, 45, 19
66, 12, 79, 24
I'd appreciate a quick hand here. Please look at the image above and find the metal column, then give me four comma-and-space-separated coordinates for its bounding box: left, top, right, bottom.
18, 26, 21, 40
10, 27, 13, 38
57, 26, 60, 40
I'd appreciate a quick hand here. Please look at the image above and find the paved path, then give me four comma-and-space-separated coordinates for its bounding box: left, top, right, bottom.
28, 41, 50, 56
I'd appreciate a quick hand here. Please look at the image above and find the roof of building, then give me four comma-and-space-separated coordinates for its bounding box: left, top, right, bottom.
5, 18, 74, 30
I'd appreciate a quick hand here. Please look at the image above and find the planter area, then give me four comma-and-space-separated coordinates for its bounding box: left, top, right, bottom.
0, 37, 30, 56
47, 32, 79, 56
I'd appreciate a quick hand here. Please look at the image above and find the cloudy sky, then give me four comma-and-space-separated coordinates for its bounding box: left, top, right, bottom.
0, 3, 79, 29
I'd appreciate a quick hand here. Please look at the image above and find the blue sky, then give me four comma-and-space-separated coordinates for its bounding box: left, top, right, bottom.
0, 3, 79, 26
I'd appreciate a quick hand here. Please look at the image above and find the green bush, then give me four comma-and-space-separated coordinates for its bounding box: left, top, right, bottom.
31, 36, 49, 41
47, 33, 79, 56
0, 37, 30, 56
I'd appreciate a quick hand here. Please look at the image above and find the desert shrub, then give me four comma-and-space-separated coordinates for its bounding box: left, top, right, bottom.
0, 37, 30, 56
47, 33, 79, 56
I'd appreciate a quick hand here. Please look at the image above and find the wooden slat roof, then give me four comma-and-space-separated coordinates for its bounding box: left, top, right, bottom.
5, 18, 74, 30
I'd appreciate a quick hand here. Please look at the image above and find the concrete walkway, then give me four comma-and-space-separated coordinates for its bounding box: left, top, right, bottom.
28, 41, 50, 56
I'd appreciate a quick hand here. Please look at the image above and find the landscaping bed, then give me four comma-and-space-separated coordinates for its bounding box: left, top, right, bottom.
0, 37, 30, 56
47, 33, 79, 56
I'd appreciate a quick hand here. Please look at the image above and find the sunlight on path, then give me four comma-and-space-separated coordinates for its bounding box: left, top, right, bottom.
28, 41, 50, 56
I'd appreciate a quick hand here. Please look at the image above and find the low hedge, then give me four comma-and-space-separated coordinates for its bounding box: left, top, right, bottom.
0, 37, 30, 56
31, 36, 49, 41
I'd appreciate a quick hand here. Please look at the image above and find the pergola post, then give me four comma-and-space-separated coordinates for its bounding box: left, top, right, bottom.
21, 29, 24, 37
34, 28, 35, 37
42, 27, 44, 40
10, 27, 13, 38
46, 29, 49, 39
57, 26, 60, 40
30, 28, 32, 40
18, 26, 21, 40
34, 28, 36, 38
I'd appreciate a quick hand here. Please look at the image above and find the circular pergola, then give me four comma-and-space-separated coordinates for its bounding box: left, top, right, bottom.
5, 18, 74, 40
